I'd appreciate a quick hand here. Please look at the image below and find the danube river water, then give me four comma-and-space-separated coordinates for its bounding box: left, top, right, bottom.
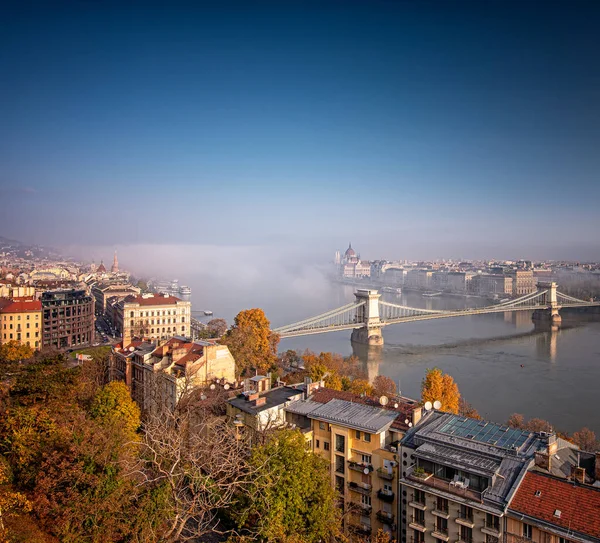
190, 280, 600, 435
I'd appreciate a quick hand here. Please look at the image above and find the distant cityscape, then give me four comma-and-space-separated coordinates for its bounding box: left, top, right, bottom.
334, 242, 600, 301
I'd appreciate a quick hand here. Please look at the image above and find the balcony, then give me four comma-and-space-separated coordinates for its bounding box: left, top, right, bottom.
432, 506, 450, 520
408, 516, 427, 533
348, 481, 372, 495
377, 488, 395, 503
350, 501, 372, 515
456, 513, 475, 529
432, 527, 449, 541
376, 510, 395, 525
350, 523, 372, 537
481, 522, 501, 538
376, 467, 394, 480
406, 466, 484, 503
348, 461, 373, 473
408, 499, 427, 511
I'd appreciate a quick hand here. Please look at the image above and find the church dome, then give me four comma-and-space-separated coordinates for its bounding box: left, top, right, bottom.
97, 261, 107, 273
344, 243, 356, 257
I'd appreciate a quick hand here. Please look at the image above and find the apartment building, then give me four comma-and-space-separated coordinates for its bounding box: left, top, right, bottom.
91, 280, 141, 315
510, 271, 537, 297
399, 411, 553, 543
471, 274, 513, 296
285, 388, 423, 541
114, 293, 191, 342
506, 470, 600, 543
110, 336, 236, 412
0, 297, 42, 350
41, 289, 94, 348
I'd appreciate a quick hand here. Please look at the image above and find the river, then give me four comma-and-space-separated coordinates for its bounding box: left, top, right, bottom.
187, 278, 600, 435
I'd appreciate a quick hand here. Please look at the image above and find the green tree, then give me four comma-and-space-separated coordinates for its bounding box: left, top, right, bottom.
421, 368, 460, 414
236, 429, 341, 543
90, 381, 140, 442
222, 309, 279, 376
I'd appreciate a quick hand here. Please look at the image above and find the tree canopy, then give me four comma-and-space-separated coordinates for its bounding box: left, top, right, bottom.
421, 368, 460, 414
235, 429, 341, 543
222, 309, 279, 376
0, 340, 34, 363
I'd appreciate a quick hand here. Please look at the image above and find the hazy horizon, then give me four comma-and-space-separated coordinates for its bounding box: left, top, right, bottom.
2, 1, 599, 260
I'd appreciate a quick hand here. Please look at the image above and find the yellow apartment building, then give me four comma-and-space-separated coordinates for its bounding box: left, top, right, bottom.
0, 297, 42, 350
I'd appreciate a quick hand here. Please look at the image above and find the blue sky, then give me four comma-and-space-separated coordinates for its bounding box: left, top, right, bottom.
1, 0, 599, 260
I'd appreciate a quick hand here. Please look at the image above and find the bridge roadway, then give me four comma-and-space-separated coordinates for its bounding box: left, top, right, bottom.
272, 283, 600, 344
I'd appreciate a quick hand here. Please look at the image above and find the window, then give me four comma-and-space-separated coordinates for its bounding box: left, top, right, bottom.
522, 524, 532, 539
436, 497, 448, 513
335, 434, 345, 453
316, 439, 320, 448
26, 315, 30, 320
436, 517, 448, 535
413, 509, 425, 525
319, 422, 326, 430
323, 441, 330, 451
413, 489, 425, 505
130, 311, 134, 318
485, 513, 499, 530
335, 475, 344, 493
364, 433, 371, 442
413, 530, 424, 543
460, 525, 472, 543
361, 494, 371, 506
356, 430, 361, 439
335, 455, 345, 474
361, 454, 371, 464
460, 504, 473, 521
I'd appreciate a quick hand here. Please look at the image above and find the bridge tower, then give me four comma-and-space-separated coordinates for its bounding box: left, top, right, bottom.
351, 289, 384, 346
532, 281, 562, 325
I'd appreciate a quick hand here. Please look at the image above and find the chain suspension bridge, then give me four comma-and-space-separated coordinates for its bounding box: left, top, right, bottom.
272, 282, 600, 345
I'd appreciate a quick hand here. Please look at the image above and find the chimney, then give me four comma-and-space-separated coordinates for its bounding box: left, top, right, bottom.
254, 396, 266, 407
548, 434, 558, 456
247, 393, 260, 402
595, 452, 600, 482
535, 451, 551, 471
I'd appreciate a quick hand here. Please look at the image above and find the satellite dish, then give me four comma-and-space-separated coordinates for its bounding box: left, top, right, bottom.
433, 400, 442, 410
404, 419, 409, 425
210, 384, 216, 390
408, 422, 413, 427
394, 403, 399, 408
224, 383, 230, 390
129, 346, 135, 352
363, 467, 370, 475
424, 401, 433, 411
379, 395, 389, 406
200, 394, 207, 401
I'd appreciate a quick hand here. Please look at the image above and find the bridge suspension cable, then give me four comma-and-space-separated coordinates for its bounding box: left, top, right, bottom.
273, 301, 366, 337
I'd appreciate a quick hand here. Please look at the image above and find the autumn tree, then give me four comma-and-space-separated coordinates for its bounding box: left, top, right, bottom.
222, 309, 279, 376
0, 457, 31, 536
507, 413, 525, 429
571, 427, 598, 452
0, 340, 33, 363
421, 368, 460, 414
235, 429, 342, 543
280, 349, 301, 368
458, 398, 481, 420
346, 378, 375, 396
373, 375, 397, 397
207, 318, 228, 338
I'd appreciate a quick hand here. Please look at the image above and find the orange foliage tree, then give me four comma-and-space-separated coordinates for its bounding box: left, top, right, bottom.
421, 368, 460, 414
222, 309, 279, 377
0, 341, 33, 363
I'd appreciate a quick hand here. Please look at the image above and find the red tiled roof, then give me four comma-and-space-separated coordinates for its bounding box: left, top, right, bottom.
0, 297, 42, 313
310, 388, 417, 431
123, 294, 182, 305
509, 471, 600, 537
